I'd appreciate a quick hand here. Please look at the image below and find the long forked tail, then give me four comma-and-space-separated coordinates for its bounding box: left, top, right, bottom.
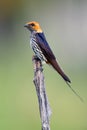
65, 82, 84, 102
49, 59, 84, 102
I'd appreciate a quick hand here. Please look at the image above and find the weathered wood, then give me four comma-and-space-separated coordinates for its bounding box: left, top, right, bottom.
32, 56, 52, 130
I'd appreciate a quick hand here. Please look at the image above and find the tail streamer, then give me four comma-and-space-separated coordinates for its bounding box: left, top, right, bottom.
65, 81, 84, 102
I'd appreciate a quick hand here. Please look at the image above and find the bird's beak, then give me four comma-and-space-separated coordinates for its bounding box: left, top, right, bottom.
24, 24, 28, 28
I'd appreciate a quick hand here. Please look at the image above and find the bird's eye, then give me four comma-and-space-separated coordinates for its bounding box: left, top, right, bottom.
31, 23, 35, 26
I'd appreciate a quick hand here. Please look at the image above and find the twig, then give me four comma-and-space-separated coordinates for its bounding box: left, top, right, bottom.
32, 56, 52, 130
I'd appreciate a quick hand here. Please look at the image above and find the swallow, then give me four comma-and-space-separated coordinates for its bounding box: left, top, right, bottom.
24, 21, 83, 102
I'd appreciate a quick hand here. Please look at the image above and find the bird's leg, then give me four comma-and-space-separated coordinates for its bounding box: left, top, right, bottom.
32, 55, 43, 72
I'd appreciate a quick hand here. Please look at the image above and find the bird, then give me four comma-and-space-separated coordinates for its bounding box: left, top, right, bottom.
24, 21, 83, 102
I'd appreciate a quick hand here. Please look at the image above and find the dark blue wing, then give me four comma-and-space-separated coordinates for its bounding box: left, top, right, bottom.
35, 32, 56, 62
35, 33, 71, 84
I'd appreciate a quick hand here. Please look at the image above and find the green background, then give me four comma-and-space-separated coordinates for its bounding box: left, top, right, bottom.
0, 0, 87, 130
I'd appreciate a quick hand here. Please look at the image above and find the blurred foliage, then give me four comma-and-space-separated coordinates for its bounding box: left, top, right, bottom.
0, 0, 24, 14
0, 0, 87, 130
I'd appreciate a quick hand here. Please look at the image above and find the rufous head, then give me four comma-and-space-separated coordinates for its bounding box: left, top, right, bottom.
24, 21, 42, 33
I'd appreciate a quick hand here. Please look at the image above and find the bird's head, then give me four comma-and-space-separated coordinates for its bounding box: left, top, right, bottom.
24, 21, 42, 33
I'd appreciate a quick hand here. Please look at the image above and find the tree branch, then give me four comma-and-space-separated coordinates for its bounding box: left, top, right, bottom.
32, 56, 52, 130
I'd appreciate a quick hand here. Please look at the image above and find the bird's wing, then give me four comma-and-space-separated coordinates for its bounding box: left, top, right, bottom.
35, 32, 71, 82
35, 32, 56, 62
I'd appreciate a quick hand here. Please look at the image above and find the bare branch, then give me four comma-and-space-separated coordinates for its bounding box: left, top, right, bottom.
32, 56, 52, 130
